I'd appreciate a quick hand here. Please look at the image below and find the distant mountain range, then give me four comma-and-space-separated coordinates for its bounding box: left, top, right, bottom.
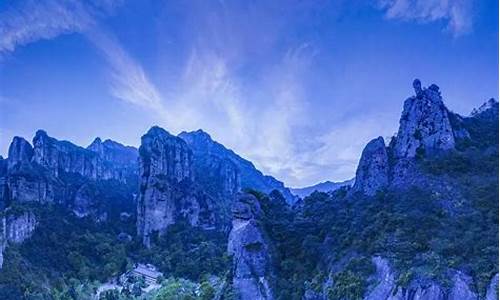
290, 179, 354, 198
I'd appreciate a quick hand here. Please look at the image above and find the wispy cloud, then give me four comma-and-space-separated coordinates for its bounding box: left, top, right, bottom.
0, 0, 120, 56
377, 0, 474, 36
86, 30, 167, 116
0, 0, 405, 187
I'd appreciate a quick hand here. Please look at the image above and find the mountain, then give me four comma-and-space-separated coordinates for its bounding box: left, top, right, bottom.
290, 179, 354, 199
136, 127, 229, 247
280, 80, 499, 299
179, 129, 296, 204
0, 79, 497, 300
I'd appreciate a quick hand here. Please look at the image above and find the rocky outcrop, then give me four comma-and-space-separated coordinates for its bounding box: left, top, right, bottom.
0, 210, 37, 268
393, 79, 455, 158
137, 127, 215, 247
7, 137, 34, 170
352, 137, 389, 196
486, 273, 499, 300
364, 257, 487, 300
32, 130, 99, 178
87, 137, 139, 183
0, 131, 139, 222
228, 192, 274, 300
179, 130, 295, 204
32, 130, 137, 183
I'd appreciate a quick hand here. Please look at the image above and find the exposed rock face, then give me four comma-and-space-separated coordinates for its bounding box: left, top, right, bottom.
137, 127, 215, 247
448, 272, 477, 300
32, 130, 138, 183
352, 137, 389, 196
393, 80, 455, 158
1, 131, 138, 213
179, 130, 295, 204
3, 211, 37, 244
7, 137, 34, 170
73, 183, 99, 217
179, 130, 240, 198
0, 210, 37, 268
364, 257, 483, 300
87, 137, 139, 183
486, 273, 499, 300
228, 193, 274, 300
32, 130, 98, 178
364, 257, 396, 299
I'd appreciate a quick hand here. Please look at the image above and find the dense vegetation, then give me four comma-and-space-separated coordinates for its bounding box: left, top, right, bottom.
247, 112, 499, 299
134, 221, 230, 282
0, 203, 134, 299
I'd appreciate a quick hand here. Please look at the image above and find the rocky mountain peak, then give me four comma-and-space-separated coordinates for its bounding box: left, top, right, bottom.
137, 126, 217, 247
140, 126, 193, 183
7, 137, 33, 170
352, 137, 389, 196
393, 79, 455, 158
471, 98, 499, 117
228, 192, 275, 300
180, 129, 296, 204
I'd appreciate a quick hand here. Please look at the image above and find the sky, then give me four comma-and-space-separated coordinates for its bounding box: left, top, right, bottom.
0, 0, 498, 188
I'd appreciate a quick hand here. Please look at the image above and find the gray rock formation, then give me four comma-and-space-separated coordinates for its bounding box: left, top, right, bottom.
7, 137, 34, 170
352, 137, 389, 196
364, 257, 483, 300
137, 127, 215, 247
32, 130, 137, 182
179, 129, 295, 204
1, 130, 138, 203
0, 210, 37, 268
448, 272, 477, 300
32, 130, 99, 178
228, 192, 274, 300
393, 80, 455, 158
486, 274, 499, 300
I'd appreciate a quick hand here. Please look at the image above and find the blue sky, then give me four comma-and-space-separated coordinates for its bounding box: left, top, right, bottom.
0, 0, 498, 187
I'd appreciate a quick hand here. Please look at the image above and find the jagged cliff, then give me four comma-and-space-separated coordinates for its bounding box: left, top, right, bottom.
0, 209, 37, 268
365, 257, 498, 300
393, 79, 455, 158
352, 137, 389, 196
228, 192, 275, 300
136, 127, 218, 247
302, 80, 499, 300
1, 131, 138, 211
179, 130, 295, 204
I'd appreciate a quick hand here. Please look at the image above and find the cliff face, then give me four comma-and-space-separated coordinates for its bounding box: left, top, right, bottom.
0, 210, 37, 268
0, 131, 138, 214
32, 130, 138, 183
179, 130, 295, 204
352, 137, 389, 196
365, 257, 496, 300
393, 79, 455, 158
136, 127, 216, 247
228, 193, 275, 300
307, 80, 499, 299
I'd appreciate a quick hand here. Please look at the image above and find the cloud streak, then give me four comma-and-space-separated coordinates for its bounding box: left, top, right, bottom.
377, 0, 474, 36
86, 30, 167, 116
0, 0, 121, 56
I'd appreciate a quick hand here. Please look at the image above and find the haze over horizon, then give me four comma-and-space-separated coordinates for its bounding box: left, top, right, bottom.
0, 0, 498, 187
